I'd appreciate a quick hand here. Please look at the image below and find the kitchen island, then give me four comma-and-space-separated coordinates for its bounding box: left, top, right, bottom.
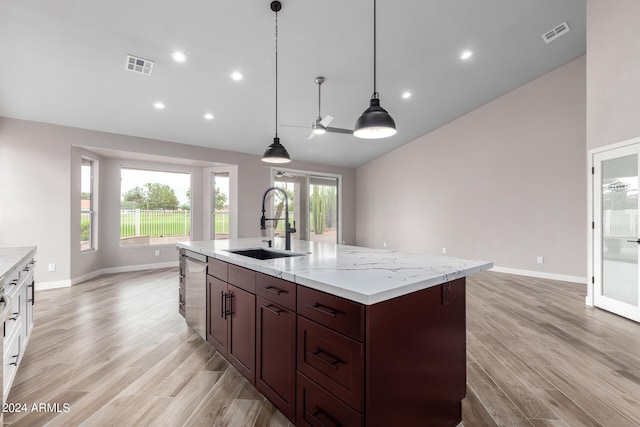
177, 238, 491, 427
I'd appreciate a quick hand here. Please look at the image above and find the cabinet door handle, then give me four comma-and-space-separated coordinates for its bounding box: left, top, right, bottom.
220, 291, 225, 318
222, 292, 233, 319
305, 303, 337, 318
29, 280, 35, 305
264, 286, 283, 296
309, 349, 341, 370
263, 304, 283, 316
311, 407, 339, 427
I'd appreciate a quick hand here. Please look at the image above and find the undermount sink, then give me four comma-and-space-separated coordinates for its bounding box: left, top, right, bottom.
224, 247, 305, 260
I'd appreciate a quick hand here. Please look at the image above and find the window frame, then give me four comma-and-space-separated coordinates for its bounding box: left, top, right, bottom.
81, 157, 96, 252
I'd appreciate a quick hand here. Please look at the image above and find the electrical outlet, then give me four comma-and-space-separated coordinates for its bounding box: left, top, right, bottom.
48, 263, 56, 272
442, 247, 447, 254
155, 250, 160, 256
537, 256, 544, 264
383, 242, 387, 248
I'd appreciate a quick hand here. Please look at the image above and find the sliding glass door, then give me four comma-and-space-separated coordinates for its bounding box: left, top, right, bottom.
272, 169, 340, 244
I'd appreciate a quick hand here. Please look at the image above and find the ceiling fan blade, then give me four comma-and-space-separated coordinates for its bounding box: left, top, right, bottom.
326, 127, 353, 135
281, 124, 309, 129
320, 115, 334, 127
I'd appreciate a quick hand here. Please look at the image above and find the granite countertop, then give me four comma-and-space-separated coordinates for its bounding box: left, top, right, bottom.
0, 247, 37, 283
177, 238, 492, 305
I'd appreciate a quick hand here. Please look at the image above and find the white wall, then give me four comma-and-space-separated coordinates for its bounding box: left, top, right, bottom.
587, 0, 640, 151
0, 117, 356, 287
356, 56, 587, 279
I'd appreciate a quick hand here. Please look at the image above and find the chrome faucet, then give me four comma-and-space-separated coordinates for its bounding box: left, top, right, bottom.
261, 187, 296, 250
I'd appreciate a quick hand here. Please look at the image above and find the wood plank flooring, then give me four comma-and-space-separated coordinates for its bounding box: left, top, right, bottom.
4, 268, 640, 426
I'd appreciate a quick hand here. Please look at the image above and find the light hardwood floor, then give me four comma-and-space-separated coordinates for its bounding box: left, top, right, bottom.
4, 269, 640, 426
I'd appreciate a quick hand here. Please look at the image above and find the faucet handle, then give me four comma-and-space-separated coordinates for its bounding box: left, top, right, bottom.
290, 220, 296, 234
262, 239, 272, 248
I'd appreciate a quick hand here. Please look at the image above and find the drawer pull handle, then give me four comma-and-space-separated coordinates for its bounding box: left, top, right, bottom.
264, 286, 283, 296
311, 407, 339, 427
310, 349, 341, 370
306, 303, 337, 318
263, 304, 283, 315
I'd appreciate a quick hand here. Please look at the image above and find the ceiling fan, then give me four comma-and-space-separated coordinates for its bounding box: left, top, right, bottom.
283, 76, 353, 140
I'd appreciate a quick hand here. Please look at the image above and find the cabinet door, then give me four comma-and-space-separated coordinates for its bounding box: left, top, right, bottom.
256, 296, 296, 422
207, 276, 228, 356
228, 284, 256, 384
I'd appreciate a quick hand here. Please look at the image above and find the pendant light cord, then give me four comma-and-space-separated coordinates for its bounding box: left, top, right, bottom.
275, 8, 279, 138
373, 0, 378, 99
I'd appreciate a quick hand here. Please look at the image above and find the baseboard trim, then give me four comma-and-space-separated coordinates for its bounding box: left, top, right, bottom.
489, 266, 587, 284
36, 261, 178, 290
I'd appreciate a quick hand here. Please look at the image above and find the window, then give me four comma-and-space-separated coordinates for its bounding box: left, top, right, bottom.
120, 168, 191, 246
81, 158, 95, 251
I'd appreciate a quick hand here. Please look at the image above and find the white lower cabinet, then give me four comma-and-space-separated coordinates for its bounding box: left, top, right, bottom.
3, 325, 21, 400
1, 249, 35, 404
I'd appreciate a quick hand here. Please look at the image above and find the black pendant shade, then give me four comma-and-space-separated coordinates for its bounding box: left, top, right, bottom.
262, 137, 291, 163
354, 0, 396, 140
353, 95, 397, 139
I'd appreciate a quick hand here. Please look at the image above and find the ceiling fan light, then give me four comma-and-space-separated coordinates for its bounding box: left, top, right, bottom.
353, 97, 397, 139
262, 137, 291, 163
312, 121, 326, 135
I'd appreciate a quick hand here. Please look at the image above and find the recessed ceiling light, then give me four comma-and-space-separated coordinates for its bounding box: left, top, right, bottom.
460, 50, 473, 60
153, 102, 165, 110
171, 51, 187, 63
402, 91, 412, 99
204, 113, 214, 120
230, 71, 243, 81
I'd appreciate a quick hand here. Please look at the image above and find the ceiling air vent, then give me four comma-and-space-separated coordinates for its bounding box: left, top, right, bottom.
125, 54, 154, 75
542, 21, 570, 44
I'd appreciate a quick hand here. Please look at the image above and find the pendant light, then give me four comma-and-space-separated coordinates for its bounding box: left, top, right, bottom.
353, 0, 397, 139
262, 1, 291, 164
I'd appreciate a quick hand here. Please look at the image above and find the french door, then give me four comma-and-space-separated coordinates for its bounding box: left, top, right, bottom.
593, 144, 640, 322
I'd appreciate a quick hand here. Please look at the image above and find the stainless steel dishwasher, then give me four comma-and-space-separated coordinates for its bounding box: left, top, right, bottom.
181, 249, 207, 339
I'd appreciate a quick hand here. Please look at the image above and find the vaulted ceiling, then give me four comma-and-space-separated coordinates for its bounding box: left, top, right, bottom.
0, 0, 586, 167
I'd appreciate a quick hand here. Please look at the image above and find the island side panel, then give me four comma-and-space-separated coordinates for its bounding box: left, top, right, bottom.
365, 278, 466, 427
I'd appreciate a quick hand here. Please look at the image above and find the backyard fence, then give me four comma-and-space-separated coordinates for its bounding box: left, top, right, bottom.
119, 209, 229, 238
121, 209, 191, 238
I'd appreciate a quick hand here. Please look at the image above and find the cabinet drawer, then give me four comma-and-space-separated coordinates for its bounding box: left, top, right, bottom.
256, 273, 296, 311
228, 264, 256, 294
207, 258, 228, 282
297, 372, 363, 427
297, 286, 365, 342
298, 316, 364, 412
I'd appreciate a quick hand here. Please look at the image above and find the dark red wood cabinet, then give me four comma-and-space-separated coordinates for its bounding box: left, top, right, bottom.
206, 263, 256, 384
200, 258, 466, 426
256, 295, 296, 422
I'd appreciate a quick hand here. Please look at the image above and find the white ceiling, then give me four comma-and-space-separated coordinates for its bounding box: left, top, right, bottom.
0, 0, 586, 168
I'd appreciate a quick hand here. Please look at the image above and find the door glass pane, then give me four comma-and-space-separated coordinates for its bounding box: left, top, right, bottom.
213, 172, 230, 240
309, 176, 338, 244
602, 154, 639, 307
273, 172, 304, 240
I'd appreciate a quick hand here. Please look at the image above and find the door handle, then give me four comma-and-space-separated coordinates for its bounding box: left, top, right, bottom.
627, 239, 640, 243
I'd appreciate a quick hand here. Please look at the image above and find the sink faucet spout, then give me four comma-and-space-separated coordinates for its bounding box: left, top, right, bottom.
261, 187, 296, 250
